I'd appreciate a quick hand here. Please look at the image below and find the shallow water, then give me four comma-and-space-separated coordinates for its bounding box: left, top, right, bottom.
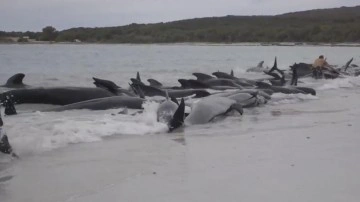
1, 44, 360, 202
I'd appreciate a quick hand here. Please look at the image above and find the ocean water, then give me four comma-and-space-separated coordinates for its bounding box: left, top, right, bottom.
0, 44, 359, 154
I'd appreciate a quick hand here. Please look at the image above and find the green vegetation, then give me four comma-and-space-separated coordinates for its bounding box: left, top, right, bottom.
1, 6, 360, 43
40, 26, 58, 41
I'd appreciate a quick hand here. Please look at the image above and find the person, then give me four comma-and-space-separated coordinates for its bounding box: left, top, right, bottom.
312, 55, 337, 79
312, 55, 329, 70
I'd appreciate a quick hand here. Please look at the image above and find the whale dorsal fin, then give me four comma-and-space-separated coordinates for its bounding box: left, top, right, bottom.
147, 79, 163, 87
178, 79, 190, 89
230, 70, 234, 76
6, 73, 25, 85
192, 73, 214, 81
136, 72, 141, 82
257, 61, 264, 68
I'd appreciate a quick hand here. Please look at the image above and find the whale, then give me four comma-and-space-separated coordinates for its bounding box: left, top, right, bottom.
227, 93, 266, 108
42, 96, 145, 111
1, 73, 29, 88
177, 79, 239, 90
130, 82, 210, 98
212, 72, 256, 87
185, 96, 243, 125
246, 61, 267, 72
210, 90, 268, 108
0, 87, 116, 105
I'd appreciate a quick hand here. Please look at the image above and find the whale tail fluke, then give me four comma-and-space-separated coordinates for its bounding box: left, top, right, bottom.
168, 98, 185, 132
92, 77, 120, 94
268, 57, 278, 73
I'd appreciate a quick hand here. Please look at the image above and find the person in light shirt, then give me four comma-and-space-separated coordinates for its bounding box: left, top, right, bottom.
312, 55, 329, 70
312, 55, 338, 78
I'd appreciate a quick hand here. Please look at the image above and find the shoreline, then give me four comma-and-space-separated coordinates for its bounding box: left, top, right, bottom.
1, 41, 360, 47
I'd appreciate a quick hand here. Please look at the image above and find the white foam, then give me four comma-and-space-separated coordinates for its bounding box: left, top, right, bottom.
317, 76, 360, 90
3, 102, 167, 154
270, 93, 318, 105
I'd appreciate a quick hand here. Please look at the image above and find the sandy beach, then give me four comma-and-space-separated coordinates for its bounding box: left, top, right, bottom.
1, 87, 360, 202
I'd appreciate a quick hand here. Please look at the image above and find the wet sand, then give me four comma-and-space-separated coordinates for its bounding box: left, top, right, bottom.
1, 89, 360, 202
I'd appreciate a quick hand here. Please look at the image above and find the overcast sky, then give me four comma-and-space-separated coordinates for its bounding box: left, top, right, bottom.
1, 0, 359, 32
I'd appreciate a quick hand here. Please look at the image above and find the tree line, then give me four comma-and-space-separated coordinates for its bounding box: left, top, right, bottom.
1, 6, 360, 43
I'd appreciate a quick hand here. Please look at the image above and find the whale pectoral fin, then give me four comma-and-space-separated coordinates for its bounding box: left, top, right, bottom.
3, 95, 17, 115
168, 98, 185, 132
229, 103, 243, 115
0, 135, 13, 155
344, 58, 354, 72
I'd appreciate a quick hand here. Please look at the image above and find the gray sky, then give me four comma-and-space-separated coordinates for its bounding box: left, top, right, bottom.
0, 0, 359, 32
